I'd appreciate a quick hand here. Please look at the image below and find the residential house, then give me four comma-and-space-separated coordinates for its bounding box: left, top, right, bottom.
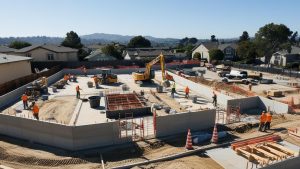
0, 46, 16, 54
123, 47, 175, 61
84, 49, 117, 61
270, 46, 300, 67
13, 44, 78, 61
192, 42, 218, 62
0, 54, 32, 84
218, 43, 237, 60
192, 42, 238, 62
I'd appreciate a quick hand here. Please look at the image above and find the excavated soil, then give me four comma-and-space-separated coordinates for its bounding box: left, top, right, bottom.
39, 96, 78, 123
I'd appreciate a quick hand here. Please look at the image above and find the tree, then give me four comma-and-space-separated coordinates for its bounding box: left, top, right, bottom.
102, 44, 122, 60
188, 37, 198, 44
254, 23, 293, 62
210, 35, 218, 42
61, 31, 83, 49
127, 36, 151, 48
237, 41, 257, 63
290, 31, 298, 44
239, 31, 250, 42
193, 52, 201, 60
9, 41, 31, 49
209, 49, 224, 61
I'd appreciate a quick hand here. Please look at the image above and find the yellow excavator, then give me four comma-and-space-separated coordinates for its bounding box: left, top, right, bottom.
132, 54, 173, 86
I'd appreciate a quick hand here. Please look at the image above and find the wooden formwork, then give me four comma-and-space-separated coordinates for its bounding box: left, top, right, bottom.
232, 135, 298, 167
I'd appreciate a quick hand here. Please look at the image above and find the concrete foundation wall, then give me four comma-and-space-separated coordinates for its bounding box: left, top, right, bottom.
227, 96, 289, 114
167, 71, 232, 108
0, 113, 126, 151
156, 109, 216, 137
261, 156, 300, 169
0, 114, 74, 150
258, 96, 289, 114
0, 70, 64, 111
227, 97, 259, 112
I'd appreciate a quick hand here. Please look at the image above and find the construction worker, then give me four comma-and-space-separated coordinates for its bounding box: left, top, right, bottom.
212, 92, 217, 107
21, 93, 28, 110
171, 82, 176, 98
259, 111, 267, 131
265, 112, 272, 130
32, 102, 39, 120
93, 76, 99, 88
185, 86, 190, 98
83, 67, 87, 76
76, 85, 81, 99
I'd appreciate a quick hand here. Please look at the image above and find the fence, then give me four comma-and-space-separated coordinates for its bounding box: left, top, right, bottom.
220, 61, 300, 78
0, 66, 61, 96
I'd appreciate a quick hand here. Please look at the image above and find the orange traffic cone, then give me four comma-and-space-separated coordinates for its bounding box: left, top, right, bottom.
185, 129, 193, 150
211, 124, 218, 144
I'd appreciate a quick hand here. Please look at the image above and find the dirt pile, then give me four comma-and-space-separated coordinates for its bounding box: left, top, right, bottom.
39, 96, 78, 123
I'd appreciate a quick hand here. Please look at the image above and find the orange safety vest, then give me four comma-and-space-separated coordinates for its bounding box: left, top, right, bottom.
266, 113, 272, 122
260, 113, 267, 123
33, 105, 39, 114
21, 95, 28, 101
76, 86, 80, 91
185, 87, 190, 94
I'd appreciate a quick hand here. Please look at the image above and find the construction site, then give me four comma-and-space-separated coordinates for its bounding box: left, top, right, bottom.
1, 55, 300, 169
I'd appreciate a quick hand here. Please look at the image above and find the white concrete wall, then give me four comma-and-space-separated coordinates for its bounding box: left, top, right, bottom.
258, 96, 289, 114
156, 109, 216, 137
227, 96, 289, 114
0, 60, 32, 84
0, 113, 127, 151
0, 70, 63, 110
168, 71, 232, 108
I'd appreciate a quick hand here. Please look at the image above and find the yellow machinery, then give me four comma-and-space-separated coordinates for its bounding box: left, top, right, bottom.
98, 69, 118, 84
132, 54, 173, 85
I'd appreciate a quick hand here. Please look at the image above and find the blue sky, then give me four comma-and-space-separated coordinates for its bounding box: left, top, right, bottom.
1, 0, 299, 38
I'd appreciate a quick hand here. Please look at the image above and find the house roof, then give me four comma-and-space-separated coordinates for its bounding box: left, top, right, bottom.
218, 43, 238, 50
0, 54, 32, 64
16, 44, 78, 53
84, 49, 116, 61
125, 49, 174, 58
201, 42, 219, 50
0, 46, 16, 53
275, 46, 300, 55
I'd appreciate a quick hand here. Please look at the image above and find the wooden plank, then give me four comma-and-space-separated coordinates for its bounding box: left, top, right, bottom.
261, 146, 288, 159
266, 143, 296, 156
237, 148, 269, 165
254, 147, 279, 161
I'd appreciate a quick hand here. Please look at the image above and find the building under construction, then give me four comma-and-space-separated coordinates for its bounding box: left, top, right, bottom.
0, 63, 299, 168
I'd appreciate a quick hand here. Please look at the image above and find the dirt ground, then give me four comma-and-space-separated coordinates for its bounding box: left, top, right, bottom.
135, 154, 224, 169
39, 96, 78, 123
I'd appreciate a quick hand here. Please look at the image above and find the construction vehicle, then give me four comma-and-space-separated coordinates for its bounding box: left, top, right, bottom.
25, 77, 48, 100
132, 54, 173, 86
97, 69, 118, 84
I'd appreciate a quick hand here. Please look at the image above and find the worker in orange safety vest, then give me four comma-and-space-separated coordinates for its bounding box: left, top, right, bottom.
32, 103, 39, 120
76, 85, 81, 99
265, 112, 272, 130
259, 111, 267, 131
21, 93, 28, 110
185, 86, 190, 98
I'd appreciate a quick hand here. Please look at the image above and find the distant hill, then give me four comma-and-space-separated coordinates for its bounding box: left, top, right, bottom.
80, 33, 180, 45
0, 33, 238, 46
